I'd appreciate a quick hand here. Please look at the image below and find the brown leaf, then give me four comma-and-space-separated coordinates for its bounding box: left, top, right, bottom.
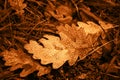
46, 4, 72, 23
57, 23, 93, 65
98, 21, 114, 30
24, 21, 114, 69
24, 35, 69, 69
77, 21, 102, 35
2, 48, 50, 77
8, 0, 27, 15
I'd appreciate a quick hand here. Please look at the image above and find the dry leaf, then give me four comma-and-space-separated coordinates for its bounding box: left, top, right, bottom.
2, 48, 50, 77
8, 0, 27, 15
77, 73, 87, 79
57, 21, 114, 65
24, 21, 114, 69
46, 1, 72, 23
57, 23, 94, 65
98, 21, 114, 29
77, 21, 102, 35
24, 35, 69, 69
53, 5, 72, 23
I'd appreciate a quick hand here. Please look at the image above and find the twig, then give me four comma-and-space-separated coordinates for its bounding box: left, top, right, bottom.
106, 73, 120, 78
102, 73, 120, 79
103, 55, 118, 79
0, 23, 11, 31
84, 2, 120, 7
4, 0, 7, 10
28, 0, 46, 7
71, 0, 81, 20
27, 20, 46, 35
88, 40, 114, 56
103, 0, 119, 6
14, 36, 27, 44
0, 9, 11, 23
25, 7, 35, 15
105, 55, 117, 73
79, 7, 102, 21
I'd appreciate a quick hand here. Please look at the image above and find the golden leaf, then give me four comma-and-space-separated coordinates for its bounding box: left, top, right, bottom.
57, 21, 114, 65
57, 23, 93, 65
46, 2, 72, 23
24, 21, 114, 69
77, 21, 102, 35
2, 48, 50, 77
24, 35, 69, 69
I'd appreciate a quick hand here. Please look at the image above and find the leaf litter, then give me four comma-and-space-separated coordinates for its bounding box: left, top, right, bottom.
1, 48, 50, 77
24, 21, 114, 69
0, 0, 120, 80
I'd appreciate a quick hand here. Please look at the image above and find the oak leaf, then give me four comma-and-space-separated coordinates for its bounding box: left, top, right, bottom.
57, 21, 114, 65
77, 21, 102, 34
1, 48, 50, 77
24, 21, 114, 69
57, 24, 94, 65
46, 1, 72, 23
24, 35, 69, 69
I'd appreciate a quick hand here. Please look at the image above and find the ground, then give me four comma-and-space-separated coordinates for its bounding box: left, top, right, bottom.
0, 0, 120, 80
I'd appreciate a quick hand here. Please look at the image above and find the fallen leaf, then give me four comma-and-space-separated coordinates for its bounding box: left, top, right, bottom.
77, 21, 102, 35
8, 0, 27, 15
46, 2, 72, 23
24, 35, 69, 69
99, 21, 114, 30
2, 48, 50, 77
57, 23, 94, 65
24, 21, 114, 69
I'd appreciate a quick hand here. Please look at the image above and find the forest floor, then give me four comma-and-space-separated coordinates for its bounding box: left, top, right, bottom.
0, 0, 120, 80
